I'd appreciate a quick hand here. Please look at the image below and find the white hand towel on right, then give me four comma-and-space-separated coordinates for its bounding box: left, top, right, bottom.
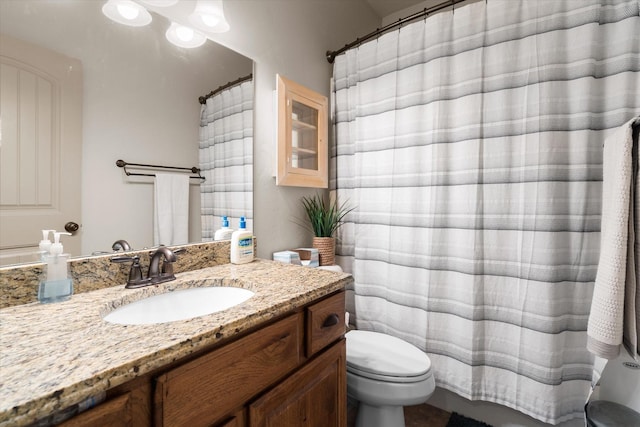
587, 116, 640, 360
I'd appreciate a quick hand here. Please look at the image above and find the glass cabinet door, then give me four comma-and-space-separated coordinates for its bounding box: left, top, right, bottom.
276, 75, 328, 188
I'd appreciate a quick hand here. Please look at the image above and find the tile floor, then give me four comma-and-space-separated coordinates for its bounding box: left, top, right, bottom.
405, 403, 452, 427
348, 400, 452, 427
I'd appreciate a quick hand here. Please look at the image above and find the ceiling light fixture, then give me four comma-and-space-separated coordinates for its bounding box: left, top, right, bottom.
102, 0, 152, 27
189, 0, 230, 33
165, 22, 207, 48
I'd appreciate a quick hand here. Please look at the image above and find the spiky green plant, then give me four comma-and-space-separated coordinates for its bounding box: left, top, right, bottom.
300, 193, 354, 237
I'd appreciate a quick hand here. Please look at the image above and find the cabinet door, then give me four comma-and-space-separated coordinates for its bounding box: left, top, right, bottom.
276, 74, 328, 188
249, 339, 346, 427
154, 314, 302, 427
216, 409, 246, 427
57, 393, 132, 427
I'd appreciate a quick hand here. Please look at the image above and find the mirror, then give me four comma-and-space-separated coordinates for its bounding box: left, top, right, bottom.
0, 0, 254, 265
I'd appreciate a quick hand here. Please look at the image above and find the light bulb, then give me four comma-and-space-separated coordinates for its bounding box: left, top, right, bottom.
165, 22, 207, 48
176, 26, 194, 42
201, 14, 220, 28
139, 0, 179, 6
189, 0, 230, 33
102, 0, 152, 27
117, 3, 139, 20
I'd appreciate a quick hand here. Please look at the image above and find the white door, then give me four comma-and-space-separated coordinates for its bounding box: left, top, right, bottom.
0, 34, 82, 265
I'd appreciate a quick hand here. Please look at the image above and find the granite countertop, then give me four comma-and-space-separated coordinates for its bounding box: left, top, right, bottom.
0, 259, 352, 427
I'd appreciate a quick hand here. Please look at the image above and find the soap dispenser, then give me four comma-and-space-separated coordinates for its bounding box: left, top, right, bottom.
38, 229, 55, 261
214, 216, 234, 241
39, 232, 73, 303
230, 216, 254, 264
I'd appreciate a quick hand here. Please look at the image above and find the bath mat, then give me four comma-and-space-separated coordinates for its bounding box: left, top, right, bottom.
446, 412, 493, 427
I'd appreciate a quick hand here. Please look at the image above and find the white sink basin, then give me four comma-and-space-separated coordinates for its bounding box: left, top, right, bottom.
103, 287, 254, 325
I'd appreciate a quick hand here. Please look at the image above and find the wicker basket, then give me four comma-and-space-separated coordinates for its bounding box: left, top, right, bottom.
312, 237, 335, 266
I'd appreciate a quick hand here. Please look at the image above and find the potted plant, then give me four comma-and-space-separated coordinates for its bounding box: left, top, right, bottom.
300, 193, 354, 266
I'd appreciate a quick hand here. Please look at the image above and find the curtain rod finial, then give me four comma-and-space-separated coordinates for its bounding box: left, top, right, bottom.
326, 50, 336, 63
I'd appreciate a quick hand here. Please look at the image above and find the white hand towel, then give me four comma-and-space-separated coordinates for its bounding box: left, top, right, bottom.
154, 173, 189, 246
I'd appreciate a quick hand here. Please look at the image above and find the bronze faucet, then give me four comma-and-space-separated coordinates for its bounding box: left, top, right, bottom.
112, 239, 132, 252
147, 246, 178, 284
111, 246, 183, 289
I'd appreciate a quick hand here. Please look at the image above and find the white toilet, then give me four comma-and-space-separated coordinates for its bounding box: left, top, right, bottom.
346, 330, 435, 427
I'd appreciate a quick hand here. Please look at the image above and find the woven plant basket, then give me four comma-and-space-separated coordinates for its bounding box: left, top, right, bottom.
312, 236, 335, 266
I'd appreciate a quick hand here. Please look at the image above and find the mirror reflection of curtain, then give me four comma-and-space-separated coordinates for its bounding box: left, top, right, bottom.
199, 79, 253, 240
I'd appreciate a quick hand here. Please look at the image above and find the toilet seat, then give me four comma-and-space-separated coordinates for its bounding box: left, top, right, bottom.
346, 330, 432, 384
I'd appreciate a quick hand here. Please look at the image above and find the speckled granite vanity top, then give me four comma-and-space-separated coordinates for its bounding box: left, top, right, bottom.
0, 259, 351, 427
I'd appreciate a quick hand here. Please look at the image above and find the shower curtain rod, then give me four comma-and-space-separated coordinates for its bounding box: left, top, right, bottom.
199, 73, 253, 105
326, 0, 470, 63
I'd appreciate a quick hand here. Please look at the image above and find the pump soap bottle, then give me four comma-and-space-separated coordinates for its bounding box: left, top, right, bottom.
214, 216, 234, 241
230, 216, 254, 264
38, 229, 55, 261
39, 232, 73, 303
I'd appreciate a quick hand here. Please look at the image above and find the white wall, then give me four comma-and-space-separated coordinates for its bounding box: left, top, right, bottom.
0, 0, 252, 255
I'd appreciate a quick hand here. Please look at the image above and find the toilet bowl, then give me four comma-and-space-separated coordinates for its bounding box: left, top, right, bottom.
346, 330, 435, 427
586, 401, 640, 426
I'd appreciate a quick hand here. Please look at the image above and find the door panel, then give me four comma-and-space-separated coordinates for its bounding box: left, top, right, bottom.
0, 34, 82, 264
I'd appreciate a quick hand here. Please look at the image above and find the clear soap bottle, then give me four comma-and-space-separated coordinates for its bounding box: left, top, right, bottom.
39, 232, 74, 303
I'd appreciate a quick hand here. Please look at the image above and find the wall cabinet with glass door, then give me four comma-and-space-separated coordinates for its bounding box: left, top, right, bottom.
276, 75, 328, 188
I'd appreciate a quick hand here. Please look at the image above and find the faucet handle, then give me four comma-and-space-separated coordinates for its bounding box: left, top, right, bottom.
111, 255, 145, 286
111, 255, 135, 263
127, 256, 143, 283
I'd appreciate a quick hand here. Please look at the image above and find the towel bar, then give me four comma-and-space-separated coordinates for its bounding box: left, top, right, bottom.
116, 159, 205, 181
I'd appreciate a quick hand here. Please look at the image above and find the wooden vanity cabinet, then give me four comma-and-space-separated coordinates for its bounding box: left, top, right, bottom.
248, 290, 346, 427
57, 290, 345, 427
154, 313, 303, 427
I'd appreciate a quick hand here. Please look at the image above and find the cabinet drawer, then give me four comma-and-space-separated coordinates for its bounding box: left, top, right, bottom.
154, 313, 302, 427
306, 291, 345, 357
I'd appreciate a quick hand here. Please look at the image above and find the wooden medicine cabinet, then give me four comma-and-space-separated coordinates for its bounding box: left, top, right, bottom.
276, 75, 328, 188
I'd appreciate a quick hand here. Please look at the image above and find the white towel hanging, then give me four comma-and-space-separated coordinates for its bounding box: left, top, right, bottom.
154, 173, 189, 246
587, 115, 640, 361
